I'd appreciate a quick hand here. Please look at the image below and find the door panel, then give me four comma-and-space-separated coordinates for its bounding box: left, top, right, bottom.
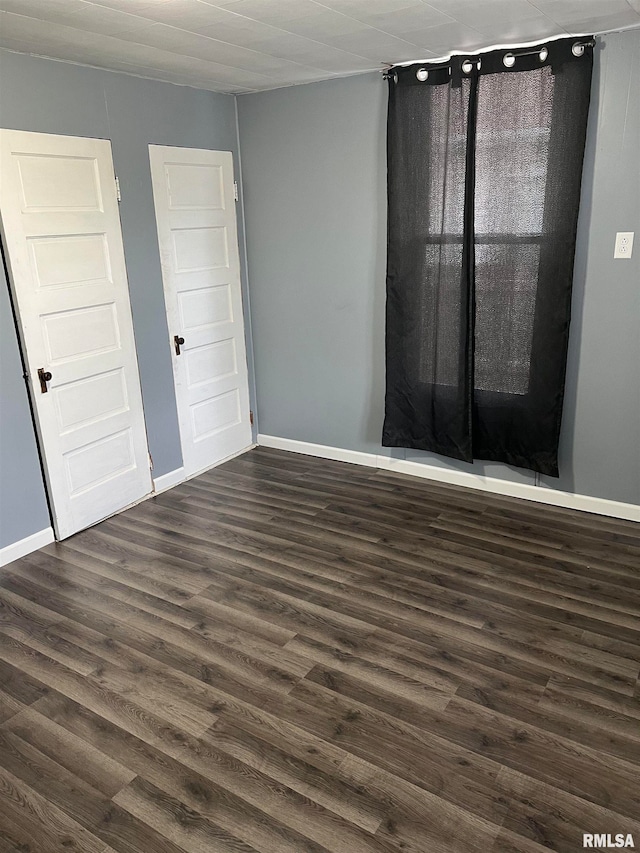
0, 130, 152, 539
149, 146, 251, 477
15, 153, 102, 211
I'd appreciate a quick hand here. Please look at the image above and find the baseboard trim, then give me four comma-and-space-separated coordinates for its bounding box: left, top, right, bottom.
183, 443, 257, 482
257, 434, 640, 522
0, 447, 258, 566
152, 445, 257, 495
0, 527, 55, 567
258, 434, 376, 469
153, 466, 186, 494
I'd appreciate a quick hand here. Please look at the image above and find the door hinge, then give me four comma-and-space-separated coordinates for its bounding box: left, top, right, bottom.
249, 410, 254, 426
115, 176, 122, 202
148, 452, 154, 471
233, 181, 239, 202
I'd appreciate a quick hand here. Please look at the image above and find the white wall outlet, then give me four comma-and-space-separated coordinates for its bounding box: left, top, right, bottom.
614, 231, 634, 259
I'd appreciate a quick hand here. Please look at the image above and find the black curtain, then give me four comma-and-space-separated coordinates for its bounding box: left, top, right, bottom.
383, 38, 593, 476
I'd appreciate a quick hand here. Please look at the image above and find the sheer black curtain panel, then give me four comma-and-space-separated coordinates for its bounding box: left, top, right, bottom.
382, 38, 593, 476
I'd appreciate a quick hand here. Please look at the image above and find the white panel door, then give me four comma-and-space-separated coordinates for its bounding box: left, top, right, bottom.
149, 145, 252, 477
0, 129, 152, 539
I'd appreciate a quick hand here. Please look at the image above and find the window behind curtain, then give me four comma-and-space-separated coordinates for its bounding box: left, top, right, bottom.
383, 40, 593, 476
474, 68, 554, 397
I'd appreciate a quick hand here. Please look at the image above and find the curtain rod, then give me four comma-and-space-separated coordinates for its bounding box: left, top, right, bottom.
381, 34, 596, 77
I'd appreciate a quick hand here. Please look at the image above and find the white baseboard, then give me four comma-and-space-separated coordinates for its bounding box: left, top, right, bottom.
153, 466, 186, 494
379, 456, 640, 521
184, 443, 257, 482
258, 434, 376, 469
0, 527, 55, 567
0, 446, 257, 567
152, 444, 257, 495
257, 434, 640, 522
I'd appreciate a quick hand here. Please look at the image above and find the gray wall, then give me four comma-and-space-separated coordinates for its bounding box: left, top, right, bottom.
0, 49, 256, 548
238, 29, 640, 506
542, 30, 640, 502
1, 31, 638, 551
0, 263, 51, 545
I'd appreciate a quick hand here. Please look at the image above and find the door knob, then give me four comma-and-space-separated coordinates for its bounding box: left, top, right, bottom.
174, 335, 185, 355
37, 368, 52, 393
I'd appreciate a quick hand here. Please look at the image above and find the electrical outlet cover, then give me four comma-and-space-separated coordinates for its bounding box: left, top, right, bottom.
614, 231, 634, 258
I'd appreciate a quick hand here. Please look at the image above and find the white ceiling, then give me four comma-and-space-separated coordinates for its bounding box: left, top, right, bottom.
1, 0, 639, 93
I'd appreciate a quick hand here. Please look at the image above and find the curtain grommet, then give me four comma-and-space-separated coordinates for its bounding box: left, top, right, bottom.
538, 46, 548, 62
416, 68, 429, 82
503, 52, 516, 68
572, 41, 585, 57
461, 59, 473, 74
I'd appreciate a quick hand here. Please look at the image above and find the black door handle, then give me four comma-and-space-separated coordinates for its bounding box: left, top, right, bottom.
37, 368, 52, 393
174, 335, 185, 355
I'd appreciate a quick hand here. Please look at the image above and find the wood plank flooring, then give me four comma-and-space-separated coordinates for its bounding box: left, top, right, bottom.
1, 446, 639, 853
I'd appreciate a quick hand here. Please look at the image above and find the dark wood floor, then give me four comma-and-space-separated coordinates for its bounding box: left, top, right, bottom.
0, 447, 639, 853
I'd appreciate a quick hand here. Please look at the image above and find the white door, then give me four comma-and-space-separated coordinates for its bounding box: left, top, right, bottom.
149, 145, 252, 477
0, 129, 152, 539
